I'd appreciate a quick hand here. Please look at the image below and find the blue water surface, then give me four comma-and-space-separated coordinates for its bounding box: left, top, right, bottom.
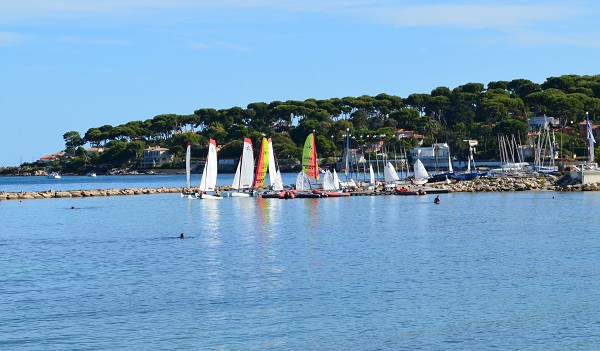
1, 176, 600, 350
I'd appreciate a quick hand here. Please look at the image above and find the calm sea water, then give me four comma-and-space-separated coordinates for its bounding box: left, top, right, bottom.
1, 175, 600, 350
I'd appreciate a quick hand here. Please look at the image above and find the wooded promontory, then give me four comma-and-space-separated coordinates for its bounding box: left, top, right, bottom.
5, 74, 600, 175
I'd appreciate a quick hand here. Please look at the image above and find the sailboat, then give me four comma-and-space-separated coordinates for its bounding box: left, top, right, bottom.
395, 158, 427, 194
295, 133, 323, 198
230, 138, 255, 197
412, 158, 429, 185
315, 169, 349, 197
428, 145, 455, 182
382, 161, 402, 190
261, 138, 289, 198
267, 138, 284, 191
302, 132, 320, 181
384, 161, 400, 183
333, 169, 341, 190
451, 140, 479, 180
198, 138, 222, 200
253, 137, 269, 189
181, 142, 196, 198
570, 112, 600, 184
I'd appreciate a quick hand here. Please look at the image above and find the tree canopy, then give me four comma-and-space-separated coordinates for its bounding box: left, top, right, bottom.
58, 74, 600, 171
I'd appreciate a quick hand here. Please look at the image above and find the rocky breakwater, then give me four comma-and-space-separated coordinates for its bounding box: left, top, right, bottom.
0, 187, 184, 201
429, 176, 560, 192
559, 182, 600, 191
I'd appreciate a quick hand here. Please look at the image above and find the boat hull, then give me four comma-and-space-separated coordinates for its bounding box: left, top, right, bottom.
198, 193, 222, 200
395, 187, 426, 195
230, 191, 254, 198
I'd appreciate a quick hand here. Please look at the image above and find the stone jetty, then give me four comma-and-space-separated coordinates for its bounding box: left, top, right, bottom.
0, 187, 184, 201
2, 176, 599, 201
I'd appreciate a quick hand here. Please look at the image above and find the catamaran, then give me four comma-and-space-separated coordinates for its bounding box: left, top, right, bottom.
198, 138, 222, 200
230, 138, 255, 197
267, 138, 284, 191
252, 137, 268, 189
294, 133, 324, 198
261, 138, 288, 198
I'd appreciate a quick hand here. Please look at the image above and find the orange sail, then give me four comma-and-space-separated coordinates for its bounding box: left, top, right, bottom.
253, 137, 269, 187
302, 133, 319, 180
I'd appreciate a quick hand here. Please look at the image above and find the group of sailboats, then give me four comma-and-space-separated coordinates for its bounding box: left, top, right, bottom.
295, 133, 350, 198
182, 131, 476, 200
182, 137, 284, 200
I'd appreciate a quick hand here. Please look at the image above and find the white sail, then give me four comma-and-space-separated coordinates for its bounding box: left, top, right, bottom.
384, 161, 400, 183
333, 169, 340, 189
322, 170, 336, 190
185, 143, 191, 189
232, 139, 254, 189
199, 139, 218, 192
414, 159, 429, 182
273, 170, 284, 191
369, 164, 375, 184
295, 170, 311, 191
267, 139, 277, 186
231, 158, 242, 189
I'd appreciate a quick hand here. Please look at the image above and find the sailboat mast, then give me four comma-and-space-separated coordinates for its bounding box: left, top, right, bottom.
345, 129, 351, 180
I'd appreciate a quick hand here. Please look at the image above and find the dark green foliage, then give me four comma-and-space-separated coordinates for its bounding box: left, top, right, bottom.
58, 74, 600, 169
218, 139, 244, 159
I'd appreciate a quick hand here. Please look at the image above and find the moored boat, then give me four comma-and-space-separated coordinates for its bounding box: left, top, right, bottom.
197, 139, 222, 200
230, 138, 255, 198
395, 186, 426, 195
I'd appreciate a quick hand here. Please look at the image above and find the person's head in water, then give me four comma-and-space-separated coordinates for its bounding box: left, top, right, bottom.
180, 233, 185, 239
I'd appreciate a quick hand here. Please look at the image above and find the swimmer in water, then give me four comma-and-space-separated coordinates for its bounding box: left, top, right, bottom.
180, 233, 185, 239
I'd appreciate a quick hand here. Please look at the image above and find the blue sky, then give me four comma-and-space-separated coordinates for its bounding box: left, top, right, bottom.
1, 0, 599, 166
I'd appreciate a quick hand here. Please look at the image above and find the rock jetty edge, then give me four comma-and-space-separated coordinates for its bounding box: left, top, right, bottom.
2, 176, 599, 201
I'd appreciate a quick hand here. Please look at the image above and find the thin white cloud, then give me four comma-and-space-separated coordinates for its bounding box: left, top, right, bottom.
59, 36, 129, 46
1, 0, 598, 49
189, 41, 251, 52
0, 31, 26, 45
0, 1, 587, 29
359, 3, 581, 30
505, 27, 600, 48
190, 42, 209, 50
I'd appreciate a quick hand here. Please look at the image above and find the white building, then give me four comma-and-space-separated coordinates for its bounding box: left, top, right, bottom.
141, 147, 173, 167
409, 143, 454, 171
528, 115, 559, 130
